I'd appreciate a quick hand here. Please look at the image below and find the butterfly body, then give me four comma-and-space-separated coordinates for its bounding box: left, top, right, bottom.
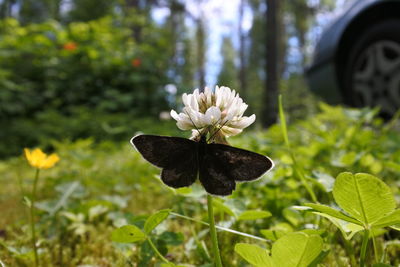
131, 134, 273, 196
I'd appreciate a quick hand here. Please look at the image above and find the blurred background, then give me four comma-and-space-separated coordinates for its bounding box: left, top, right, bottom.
0, 0, 347, 158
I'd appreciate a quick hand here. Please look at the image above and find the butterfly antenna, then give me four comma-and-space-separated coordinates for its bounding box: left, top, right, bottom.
184, 110, 202, 136
207, 119, 229, 143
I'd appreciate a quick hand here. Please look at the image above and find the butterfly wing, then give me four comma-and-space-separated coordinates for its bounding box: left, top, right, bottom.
199, 151, 236, 196
206, 143, 274, 182
131, 135, 198, 188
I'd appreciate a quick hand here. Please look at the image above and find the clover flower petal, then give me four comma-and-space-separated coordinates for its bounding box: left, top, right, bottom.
171, 86, 255, 141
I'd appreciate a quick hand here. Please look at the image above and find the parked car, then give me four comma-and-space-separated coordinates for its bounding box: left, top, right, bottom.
306, 0, 400, 118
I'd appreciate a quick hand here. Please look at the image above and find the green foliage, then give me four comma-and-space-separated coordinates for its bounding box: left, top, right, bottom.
68, 0, 117, 22
235, 232, 324, 267
144, 209, 171, 234
237, 210, 272, 221
304, 172, 400, 231
333, 173, 396, 226
0, 17, 170, 117
0, 17, 173, 157
111, 224, 147, 243
1, 104, 400, 266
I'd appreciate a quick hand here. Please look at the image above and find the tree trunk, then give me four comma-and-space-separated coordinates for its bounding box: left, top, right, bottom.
126, 0, 142, 42
262, 0, 280, 127
196, 18, 206, 91
238, 0, 247, 96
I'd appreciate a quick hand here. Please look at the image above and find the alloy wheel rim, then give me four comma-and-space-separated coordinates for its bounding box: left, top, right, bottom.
352, 40, 400, 115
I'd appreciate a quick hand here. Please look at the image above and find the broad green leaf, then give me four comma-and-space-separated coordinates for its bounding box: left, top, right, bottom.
111, 225, 146, 243
371, 210, 400, 229
304, 203, 362, 225
238, 210, 272, 221
234, 243, 273, 267
144, 209, 171, 234
333, 172, 396, 225
272, 232, 323, 267
314, 212, 363, 240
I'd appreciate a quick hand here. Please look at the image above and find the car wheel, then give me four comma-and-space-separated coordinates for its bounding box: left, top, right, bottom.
344, 19, 400, 118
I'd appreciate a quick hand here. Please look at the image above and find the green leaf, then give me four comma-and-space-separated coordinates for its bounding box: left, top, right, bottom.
260, 230, 286, 241
234, 243, 273, 267
390, 225, 400, 231
144, 209, 171, 234
174, 187, 192, 194
236, 233, 324, 267
160, 263, 177, 267
308, 250, 330, 267
300, 229, 325, 236
238, 210, 272, 221
261, 223, 293, 241
304, 203, 362, 225
333, 172, 396, 226
159, 231, 184, 246
282, 208, 302, 226
213, 198, 235, 217
111, 225, 146, 243
272, 232, 323, 267
314, 212, 363, 240
371, 210, 400, 229
23, 196, 31, 208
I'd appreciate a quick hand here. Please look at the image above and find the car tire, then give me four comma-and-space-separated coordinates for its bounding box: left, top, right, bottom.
343, 19, 400, 118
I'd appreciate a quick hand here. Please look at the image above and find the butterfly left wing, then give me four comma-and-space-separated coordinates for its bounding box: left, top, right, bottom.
131, 135, 198, 188
207, 143, 274, 182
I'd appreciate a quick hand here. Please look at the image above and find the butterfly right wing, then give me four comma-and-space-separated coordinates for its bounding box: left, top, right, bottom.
207, 143, 274, 182
131, 135, 198, 188
198, 143, 273, 196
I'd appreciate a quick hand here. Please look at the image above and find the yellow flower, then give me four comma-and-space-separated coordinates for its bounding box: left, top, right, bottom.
24, 148, 60, 169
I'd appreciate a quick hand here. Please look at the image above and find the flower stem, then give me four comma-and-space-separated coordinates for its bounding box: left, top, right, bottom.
30, 169, 40, 267
371, 234, 379, 263
278, 95, 317, 203
360, 229, 370, 267
207, 194, 223, 267
147, 237, 170, 264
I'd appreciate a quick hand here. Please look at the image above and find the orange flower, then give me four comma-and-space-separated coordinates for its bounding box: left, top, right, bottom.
131, 58, 141, 67
63, 42, 78, 51
24, 148, 60, 169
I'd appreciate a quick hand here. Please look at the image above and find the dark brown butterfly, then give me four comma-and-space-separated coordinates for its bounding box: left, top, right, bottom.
131, 134, 274, 196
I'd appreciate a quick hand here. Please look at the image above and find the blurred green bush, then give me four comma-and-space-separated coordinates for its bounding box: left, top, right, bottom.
0, 17, 173, 158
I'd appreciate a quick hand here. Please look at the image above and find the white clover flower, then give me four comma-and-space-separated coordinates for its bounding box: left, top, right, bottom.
170, 86, 255, 142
